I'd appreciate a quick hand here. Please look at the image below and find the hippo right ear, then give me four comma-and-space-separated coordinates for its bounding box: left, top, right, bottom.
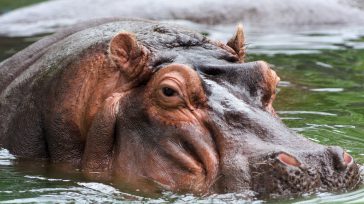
227, 24, 246, 63
109, 32, 151, 87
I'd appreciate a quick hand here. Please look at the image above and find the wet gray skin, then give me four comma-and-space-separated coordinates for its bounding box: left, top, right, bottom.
202, 75, 360, 197
0, 19, 361, 199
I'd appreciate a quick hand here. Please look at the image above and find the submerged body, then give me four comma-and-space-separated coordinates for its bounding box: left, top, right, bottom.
0, 19, 361, 198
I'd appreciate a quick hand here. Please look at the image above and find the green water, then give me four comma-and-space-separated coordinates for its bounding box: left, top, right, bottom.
250, 47, 364, 165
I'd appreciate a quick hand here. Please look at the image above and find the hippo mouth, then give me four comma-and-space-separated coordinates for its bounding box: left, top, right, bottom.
249, 152, 362, 199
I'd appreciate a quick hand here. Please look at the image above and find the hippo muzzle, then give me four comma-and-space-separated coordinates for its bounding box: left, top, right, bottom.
198, 61, 361, 197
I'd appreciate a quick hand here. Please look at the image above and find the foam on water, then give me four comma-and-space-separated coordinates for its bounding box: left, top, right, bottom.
310, 88, 344, 92
0, 148, 15, 166
278, 111, 338, 116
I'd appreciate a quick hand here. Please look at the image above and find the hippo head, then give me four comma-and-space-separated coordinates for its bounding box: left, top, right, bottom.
81, 23, 361, 198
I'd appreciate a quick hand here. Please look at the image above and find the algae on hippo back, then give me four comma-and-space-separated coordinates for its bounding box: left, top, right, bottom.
0, 19, 361, 199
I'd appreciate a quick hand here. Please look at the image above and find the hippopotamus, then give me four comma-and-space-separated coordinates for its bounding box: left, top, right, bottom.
0, 18, 361, 198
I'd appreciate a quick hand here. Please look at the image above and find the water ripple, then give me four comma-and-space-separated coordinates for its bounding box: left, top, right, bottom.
278, 111, 337, 116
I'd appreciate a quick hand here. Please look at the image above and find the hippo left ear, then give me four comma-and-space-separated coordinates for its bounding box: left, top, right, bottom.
227, 24, 246, 63
109, 32, 151, 87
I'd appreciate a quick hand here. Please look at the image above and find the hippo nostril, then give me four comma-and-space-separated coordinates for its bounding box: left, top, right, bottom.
343, 152, 353, 166
277, 153, 301, 167
329, 146, 354, 171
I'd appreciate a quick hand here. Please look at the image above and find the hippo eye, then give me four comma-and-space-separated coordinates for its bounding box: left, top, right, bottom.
157, 81, 185, 108
162, 87, 178, 97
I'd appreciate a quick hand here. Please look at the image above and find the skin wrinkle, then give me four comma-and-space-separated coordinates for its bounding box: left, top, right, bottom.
147, 148, 176, 189
163, 140, 203, 173
80, 51, 111, 138
179, 123, 219, 186
82, 93, 122, 173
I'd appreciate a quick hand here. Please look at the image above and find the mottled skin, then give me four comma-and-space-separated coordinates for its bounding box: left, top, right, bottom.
0, 19, 361, 198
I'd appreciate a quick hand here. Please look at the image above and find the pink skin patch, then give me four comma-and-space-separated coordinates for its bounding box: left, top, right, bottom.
278, 153, 301, 167
343, 152, 353, 165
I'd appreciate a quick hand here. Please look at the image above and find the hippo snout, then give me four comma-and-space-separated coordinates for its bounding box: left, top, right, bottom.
277, 147, 353, 170
249, 146, 361, 198
204, 58, 361, 197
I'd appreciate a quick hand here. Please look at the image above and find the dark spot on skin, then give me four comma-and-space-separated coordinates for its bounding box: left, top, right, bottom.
153, 25, 170, 34
199, 66, 226, 76
217, 53, 239, 63
150, 53, 176, 69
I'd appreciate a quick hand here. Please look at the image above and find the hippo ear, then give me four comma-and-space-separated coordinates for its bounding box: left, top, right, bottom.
227, 24, 246, 63
109, 32, 151, 86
